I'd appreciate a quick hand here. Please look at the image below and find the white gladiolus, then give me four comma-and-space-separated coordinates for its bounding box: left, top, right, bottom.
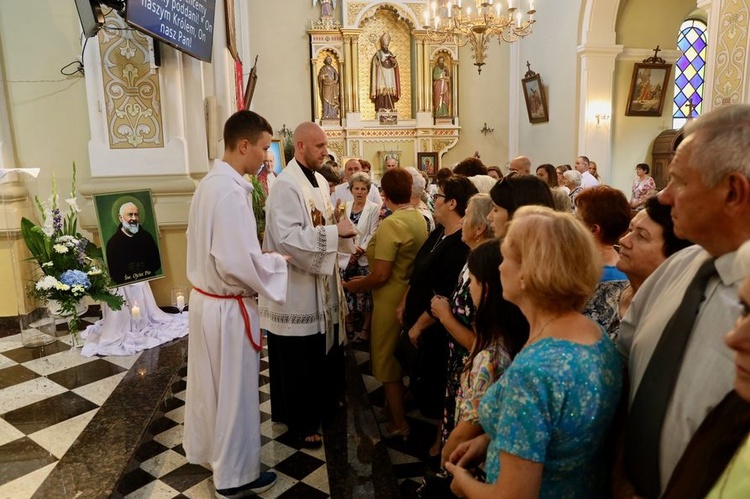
65, 197, 82, 213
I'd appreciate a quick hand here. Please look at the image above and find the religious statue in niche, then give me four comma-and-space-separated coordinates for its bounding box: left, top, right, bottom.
432, 56, 451, 118
370, 32, 400, 112
314, 0, 335, 18
318, 55, 340, 120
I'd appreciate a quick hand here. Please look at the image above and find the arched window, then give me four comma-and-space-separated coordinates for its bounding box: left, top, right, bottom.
673, 19, 708, 129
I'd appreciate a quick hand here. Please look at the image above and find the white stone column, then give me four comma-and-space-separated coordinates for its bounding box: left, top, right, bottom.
576, 44, 623, 174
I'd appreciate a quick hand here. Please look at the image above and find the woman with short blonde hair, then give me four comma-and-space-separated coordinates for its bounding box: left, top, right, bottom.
446, 206, 622, 498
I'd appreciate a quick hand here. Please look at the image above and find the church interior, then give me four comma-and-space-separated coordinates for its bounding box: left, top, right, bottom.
0, 0, 745, 497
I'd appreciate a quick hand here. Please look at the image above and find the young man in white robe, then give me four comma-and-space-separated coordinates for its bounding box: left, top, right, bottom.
259, 122, 357, 448
185, 110, 289, 498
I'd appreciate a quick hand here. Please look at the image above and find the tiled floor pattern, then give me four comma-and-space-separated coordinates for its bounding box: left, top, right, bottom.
116, 348, 332, 499
0, 312, 142, 498
350, 342, 437, 499
0, 310, 421, 499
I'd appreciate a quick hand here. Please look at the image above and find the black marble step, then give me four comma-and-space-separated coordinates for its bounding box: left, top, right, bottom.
31, 335, 188, 498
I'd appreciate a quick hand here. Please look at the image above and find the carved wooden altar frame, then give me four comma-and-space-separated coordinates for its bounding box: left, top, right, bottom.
308, 1, 461, 173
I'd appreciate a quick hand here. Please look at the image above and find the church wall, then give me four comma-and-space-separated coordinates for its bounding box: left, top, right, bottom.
516, 0, 582, 168
245, 1, 320, 133
609, 0, 697, 194
0, 1, 93, 315
441, 44, 511, 169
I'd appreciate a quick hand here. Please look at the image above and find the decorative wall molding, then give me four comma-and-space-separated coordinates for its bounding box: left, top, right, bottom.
712, 0, 749, 107
98, 14, 164, 149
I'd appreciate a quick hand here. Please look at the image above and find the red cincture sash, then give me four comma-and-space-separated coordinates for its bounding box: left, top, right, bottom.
193, 287, 261, 352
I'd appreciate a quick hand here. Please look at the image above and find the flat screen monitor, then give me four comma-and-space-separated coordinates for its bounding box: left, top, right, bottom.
75, 0, 104, 38
125, 0, 216, 63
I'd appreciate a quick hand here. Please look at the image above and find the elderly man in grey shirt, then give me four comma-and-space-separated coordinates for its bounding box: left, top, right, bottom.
616, 104, 750, 498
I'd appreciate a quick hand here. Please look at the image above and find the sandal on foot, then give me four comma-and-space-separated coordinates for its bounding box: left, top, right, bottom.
297, 433, 323, 449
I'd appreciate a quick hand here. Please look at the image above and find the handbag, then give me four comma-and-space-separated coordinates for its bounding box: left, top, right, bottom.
393, 328, 418, 375
416, 471, 457, 499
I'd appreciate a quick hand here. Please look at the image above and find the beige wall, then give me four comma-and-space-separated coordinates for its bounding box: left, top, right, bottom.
443, 44, 511, 169
517, 0, 583, 168
246, 1, 319, 132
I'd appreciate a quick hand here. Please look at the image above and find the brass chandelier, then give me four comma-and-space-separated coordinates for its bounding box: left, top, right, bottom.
423, 1, 537, 74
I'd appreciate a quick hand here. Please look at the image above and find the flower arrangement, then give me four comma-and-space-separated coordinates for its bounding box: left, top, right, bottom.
20, 163, 125, 335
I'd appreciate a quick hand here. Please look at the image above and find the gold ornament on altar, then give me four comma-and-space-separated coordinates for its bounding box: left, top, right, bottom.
424, 0, 537, 74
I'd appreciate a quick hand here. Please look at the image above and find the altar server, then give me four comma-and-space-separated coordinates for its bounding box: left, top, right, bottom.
185, 110, 288, 498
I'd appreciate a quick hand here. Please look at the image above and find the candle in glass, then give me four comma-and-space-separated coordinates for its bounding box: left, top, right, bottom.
131, 303, 141, 320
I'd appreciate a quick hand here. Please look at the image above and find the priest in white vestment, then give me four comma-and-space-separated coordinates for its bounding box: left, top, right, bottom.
259, 122, 357, 448
185, 111, 288, 497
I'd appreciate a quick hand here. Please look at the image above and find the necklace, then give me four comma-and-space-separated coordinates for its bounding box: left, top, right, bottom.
431, 222, 462, 253
526, 315, 562, 346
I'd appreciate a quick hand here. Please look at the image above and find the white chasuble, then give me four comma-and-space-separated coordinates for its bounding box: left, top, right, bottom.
259, 159, 349, 351
184, 160, 288, 489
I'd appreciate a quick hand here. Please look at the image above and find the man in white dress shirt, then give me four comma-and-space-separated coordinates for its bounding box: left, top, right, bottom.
616, 105, 750, 498
575, 155, 600, 188
184, 110, 289, 497
330, 158, 383, 206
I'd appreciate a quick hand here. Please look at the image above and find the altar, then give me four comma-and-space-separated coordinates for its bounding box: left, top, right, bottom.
308, 1, 461, 177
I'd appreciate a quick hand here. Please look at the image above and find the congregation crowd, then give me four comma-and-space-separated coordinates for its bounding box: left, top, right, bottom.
183, 105, 750, 499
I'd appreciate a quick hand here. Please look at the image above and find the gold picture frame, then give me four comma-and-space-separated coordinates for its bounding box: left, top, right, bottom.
625, 63, 672, 116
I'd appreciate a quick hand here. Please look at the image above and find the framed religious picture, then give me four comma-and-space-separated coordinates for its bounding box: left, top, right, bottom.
521, 73, 549, 124
92, 190, 164, 287
417, 152, 438, 177
625, 63, 672, 116
268, 139, 286, 175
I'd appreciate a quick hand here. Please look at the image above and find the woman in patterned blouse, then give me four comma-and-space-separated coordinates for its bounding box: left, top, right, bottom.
438, 238, 528, 466
445, 206, 623, 499
630, 163, 656, 211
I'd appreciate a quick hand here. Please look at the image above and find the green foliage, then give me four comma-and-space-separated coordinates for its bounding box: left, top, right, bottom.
21, 162, 125, 327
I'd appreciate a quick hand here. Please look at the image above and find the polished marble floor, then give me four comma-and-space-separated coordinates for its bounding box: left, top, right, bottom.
0, 312, 430, 499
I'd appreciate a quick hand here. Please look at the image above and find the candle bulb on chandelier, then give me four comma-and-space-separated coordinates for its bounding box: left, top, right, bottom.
516, 12, 521, 27
424, 10, 429, 26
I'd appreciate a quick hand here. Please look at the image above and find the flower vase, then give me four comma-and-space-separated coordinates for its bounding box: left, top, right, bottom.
68, 319, 82, 348
46, 299, 87, 348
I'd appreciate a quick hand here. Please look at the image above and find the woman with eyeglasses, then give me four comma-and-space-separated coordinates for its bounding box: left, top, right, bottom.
396, 175, 478, 445
429, 193, 497, 460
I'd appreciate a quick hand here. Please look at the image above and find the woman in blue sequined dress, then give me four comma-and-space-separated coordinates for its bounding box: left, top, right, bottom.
445, 206, 623, 499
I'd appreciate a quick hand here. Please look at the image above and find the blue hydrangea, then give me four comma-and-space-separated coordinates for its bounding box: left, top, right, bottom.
60, 269, 91, 290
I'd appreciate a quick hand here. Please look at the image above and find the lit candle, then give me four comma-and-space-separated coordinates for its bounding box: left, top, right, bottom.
516, 12, 521, 27
448, 5, 452, 17
131, 303, 141, 320
496, 4, 501, 15
529, 0, 534, 11
424, 11, 430, 26
176, 294, 185, 310
458, 0, 462, 8
436, 16, 440, 28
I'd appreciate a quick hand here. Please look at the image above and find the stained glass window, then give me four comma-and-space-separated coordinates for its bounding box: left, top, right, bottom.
673, 19, 707, 129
